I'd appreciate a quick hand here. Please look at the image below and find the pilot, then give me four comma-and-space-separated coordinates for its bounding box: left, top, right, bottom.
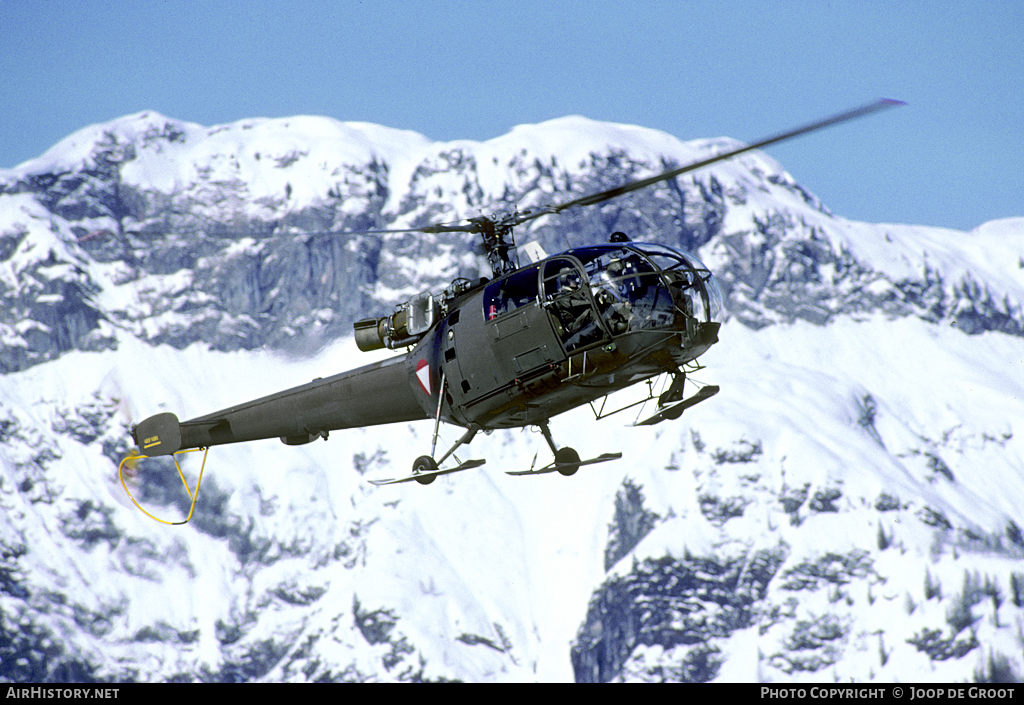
597, 259, 631, 334
610, 231, 630, 243
595, 288, 629, 334
553, 267, 600, 349
618, 256, 646, 299
555, 269, 589, 324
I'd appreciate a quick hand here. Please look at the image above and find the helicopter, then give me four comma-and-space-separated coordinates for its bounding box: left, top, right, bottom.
122, 99, 903, 507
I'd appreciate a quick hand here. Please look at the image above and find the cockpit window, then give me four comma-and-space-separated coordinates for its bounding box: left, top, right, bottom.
566, 243, 723, 327
633, 243, 723, 325
630, 243, 691, 272
543, 259, 604, 351
595, 250, 675, 331
484, 266, 539, 320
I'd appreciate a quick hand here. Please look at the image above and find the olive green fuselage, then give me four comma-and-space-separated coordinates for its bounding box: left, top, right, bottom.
134, 242, 721, 456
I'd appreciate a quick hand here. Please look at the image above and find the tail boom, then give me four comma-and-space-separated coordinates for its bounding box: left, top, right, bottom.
133, 354, 427, 455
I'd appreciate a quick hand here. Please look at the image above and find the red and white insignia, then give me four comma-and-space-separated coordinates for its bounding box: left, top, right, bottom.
415, 359, 432, 395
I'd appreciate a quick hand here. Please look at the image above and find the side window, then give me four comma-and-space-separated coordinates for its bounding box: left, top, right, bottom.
484, 266, 540, 320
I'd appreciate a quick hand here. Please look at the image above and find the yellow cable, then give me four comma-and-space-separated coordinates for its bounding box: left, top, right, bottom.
119, 447, 209, 525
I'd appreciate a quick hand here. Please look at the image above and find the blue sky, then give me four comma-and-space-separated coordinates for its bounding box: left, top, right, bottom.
1, 0, 1020, 231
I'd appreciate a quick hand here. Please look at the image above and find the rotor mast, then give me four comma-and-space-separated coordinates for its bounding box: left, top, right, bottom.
471, 213, 520, 277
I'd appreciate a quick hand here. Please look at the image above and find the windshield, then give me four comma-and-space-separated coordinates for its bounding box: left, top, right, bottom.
569, 244, 723, 327
578, 248, 676, 332
485, 243, 723, 354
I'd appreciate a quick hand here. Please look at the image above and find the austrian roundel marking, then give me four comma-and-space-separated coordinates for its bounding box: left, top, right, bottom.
415, 359, 432, 396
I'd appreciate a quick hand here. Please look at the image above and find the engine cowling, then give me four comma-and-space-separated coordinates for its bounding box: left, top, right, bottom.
354, 292, 437, 351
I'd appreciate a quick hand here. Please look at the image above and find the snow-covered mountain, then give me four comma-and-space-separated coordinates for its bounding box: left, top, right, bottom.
1, 111, 1022, 682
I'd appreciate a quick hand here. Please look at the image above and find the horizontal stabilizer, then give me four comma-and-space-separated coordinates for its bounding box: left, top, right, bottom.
635, 385, 719, 426
369, 458, 486, 486
506, 452, 622, 476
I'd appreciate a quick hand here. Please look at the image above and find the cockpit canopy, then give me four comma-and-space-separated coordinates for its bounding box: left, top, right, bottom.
483, 242, 723, 351
571, 243, 723, 325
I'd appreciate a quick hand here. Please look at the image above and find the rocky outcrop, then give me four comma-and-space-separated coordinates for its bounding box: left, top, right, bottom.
2, 112, 1021, 374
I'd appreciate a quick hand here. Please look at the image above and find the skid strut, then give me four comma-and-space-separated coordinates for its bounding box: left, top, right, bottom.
369, 423, 485, 486
532, 421, 582, 476
538, 421, 559, 456
436, 424, 480, 468
430, 371, 446, 458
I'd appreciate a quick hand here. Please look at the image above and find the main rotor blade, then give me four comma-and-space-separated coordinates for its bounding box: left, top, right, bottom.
314, 222, 482, 236
270, 99, 903, 239
513, 98, 905, 226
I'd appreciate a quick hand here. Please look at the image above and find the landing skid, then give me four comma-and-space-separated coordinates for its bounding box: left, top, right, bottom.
369, 458, 486, 486
635, 384, 720, 426
506, 452, 622, 476
369, 413, 624, 485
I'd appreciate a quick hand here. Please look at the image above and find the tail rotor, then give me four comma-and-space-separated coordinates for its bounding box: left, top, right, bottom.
103, 377, 209, 526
